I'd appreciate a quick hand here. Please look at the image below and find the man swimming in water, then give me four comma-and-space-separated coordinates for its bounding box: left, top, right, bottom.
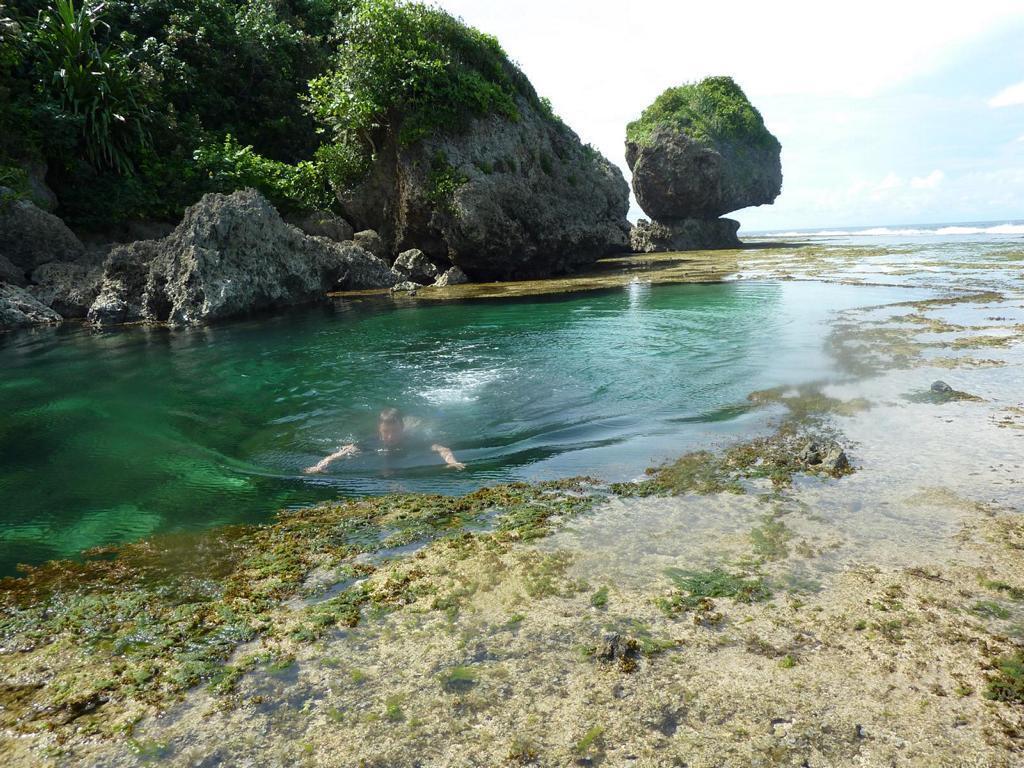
304, 407, 465, 474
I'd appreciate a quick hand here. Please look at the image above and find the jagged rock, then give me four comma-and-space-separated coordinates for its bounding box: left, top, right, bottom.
627, 125, 781, 221
29, 261, 104, 318
390, 280, 423, 293
798, 439, 849, 474
393, 249, 439, 284
0, 255, 26, 286
630, 218, 741, 253
87, 189, 399, 327
433, 266, 469, 287
353, 230, 387, 260
596, 633, 640, 672
820, 445, 850, 473
0, 282, 63, 330
288, 210, 354, 243
0, 189, 85, 272
339, 97, 630, 280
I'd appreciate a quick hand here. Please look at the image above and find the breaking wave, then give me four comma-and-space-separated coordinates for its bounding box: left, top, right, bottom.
764, 223, 1024, 238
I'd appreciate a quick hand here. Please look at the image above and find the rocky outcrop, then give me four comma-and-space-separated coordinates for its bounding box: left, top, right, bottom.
630, 218, 741, 254
626, 125, 781, 221
0, 190, 85, 273
288, 210, 354, 243
338, 96, 630, 280
433, 266, 468, 287
0, 282, 63, 331
29, 261, 105, 318
353, 230, 387, 261
86, 189, 399, 327
393, 249, 438, 284
625, 77, 781, 252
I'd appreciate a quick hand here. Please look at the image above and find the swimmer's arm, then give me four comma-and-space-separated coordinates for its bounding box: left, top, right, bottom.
304, 444, 360, 474
431, 444, 465, 470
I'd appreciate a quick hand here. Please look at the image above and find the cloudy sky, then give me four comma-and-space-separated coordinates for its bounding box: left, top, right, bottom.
435, 0, 1024, 231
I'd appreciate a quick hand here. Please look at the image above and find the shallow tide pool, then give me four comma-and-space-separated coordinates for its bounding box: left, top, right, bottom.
0, 279, 927, 574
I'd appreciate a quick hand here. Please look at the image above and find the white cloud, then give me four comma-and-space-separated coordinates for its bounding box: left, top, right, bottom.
989, 81, 1024, 107
910, 170, 945, 189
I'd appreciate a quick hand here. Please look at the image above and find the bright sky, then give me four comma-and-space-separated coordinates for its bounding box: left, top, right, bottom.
435, 0, 1024, 231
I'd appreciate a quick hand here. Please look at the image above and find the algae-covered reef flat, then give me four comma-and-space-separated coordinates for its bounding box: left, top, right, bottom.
2, 240, 1024, 766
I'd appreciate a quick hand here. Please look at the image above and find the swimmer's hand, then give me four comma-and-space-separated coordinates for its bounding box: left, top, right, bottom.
304, 444, 360, 474
431, 444, 465, 470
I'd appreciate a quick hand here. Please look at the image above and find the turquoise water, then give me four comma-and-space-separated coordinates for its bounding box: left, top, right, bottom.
0, 280, 920, 574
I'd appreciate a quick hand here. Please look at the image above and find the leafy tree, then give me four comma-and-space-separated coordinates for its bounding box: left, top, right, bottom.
307, 0, 538, 188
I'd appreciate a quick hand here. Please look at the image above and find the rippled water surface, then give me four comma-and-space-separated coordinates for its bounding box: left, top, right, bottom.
0, 280, 925, 574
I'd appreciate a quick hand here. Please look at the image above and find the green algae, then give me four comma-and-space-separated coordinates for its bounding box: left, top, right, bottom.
986, 652, 1024, 704
749, 517, 794, 562
615, 419, 854, 499
657, 567, 771, 616
905, 387, 984, 404
0, 480, 600, 740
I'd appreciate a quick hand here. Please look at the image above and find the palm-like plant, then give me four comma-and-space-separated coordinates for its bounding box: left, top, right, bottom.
33, 0, 150, 173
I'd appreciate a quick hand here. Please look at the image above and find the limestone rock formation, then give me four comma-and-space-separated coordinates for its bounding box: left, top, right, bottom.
393, 249, 438, 284
0, 190, 85, 273
433, 265, 468, 287
29, 261, 105, 318
87, 189, 399, 327
626, 124, 781, 221
337, 97, 630, 280
630, 218, 741, 254
625, 77, 781, 251
0, 282, 63, 331
287, 210, 355, 243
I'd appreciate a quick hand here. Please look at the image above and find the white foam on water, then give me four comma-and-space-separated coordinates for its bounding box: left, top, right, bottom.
416, 367, 506, 405
762, 223, 1024, 238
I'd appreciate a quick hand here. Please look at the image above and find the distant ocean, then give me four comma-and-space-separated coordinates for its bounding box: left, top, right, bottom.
745, 220, 1024, 238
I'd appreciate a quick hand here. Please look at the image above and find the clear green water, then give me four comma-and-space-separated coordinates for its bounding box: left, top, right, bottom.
0, 280, 921, 575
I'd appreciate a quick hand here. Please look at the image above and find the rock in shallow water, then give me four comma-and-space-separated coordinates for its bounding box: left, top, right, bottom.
87, 189, 399, 327
433, 266, 469, 287
0, 282, 63, 330
630, 218, 741, 253
393, 248, 439, 284
626, 125, 782, 221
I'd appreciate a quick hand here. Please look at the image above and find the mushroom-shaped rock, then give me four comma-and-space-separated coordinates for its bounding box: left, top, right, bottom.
625, 77, 781, 241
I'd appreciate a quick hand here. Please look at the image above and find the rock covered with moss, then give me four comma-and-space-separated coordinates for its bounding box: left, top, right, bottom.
625, 77, 781, 250
311, 1, 630, 280
87, 189, 399, 327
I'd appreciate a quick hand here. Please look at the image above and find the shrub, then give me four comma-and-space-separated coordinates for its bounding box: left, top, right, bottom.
31, 0, 151, 173
193, 135, 335, 214
626, 76, 778, 151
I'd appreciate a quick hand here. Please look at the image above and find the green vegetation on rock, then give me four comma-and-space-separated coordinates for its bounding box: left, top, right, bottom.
1, 0, 549, 227
626, 76, 778, 150
307, 0, 544, 189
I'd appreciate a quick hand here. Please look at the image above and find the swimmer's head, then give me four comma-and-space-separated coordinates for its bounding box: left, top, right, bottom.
377, 407, 404, 447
